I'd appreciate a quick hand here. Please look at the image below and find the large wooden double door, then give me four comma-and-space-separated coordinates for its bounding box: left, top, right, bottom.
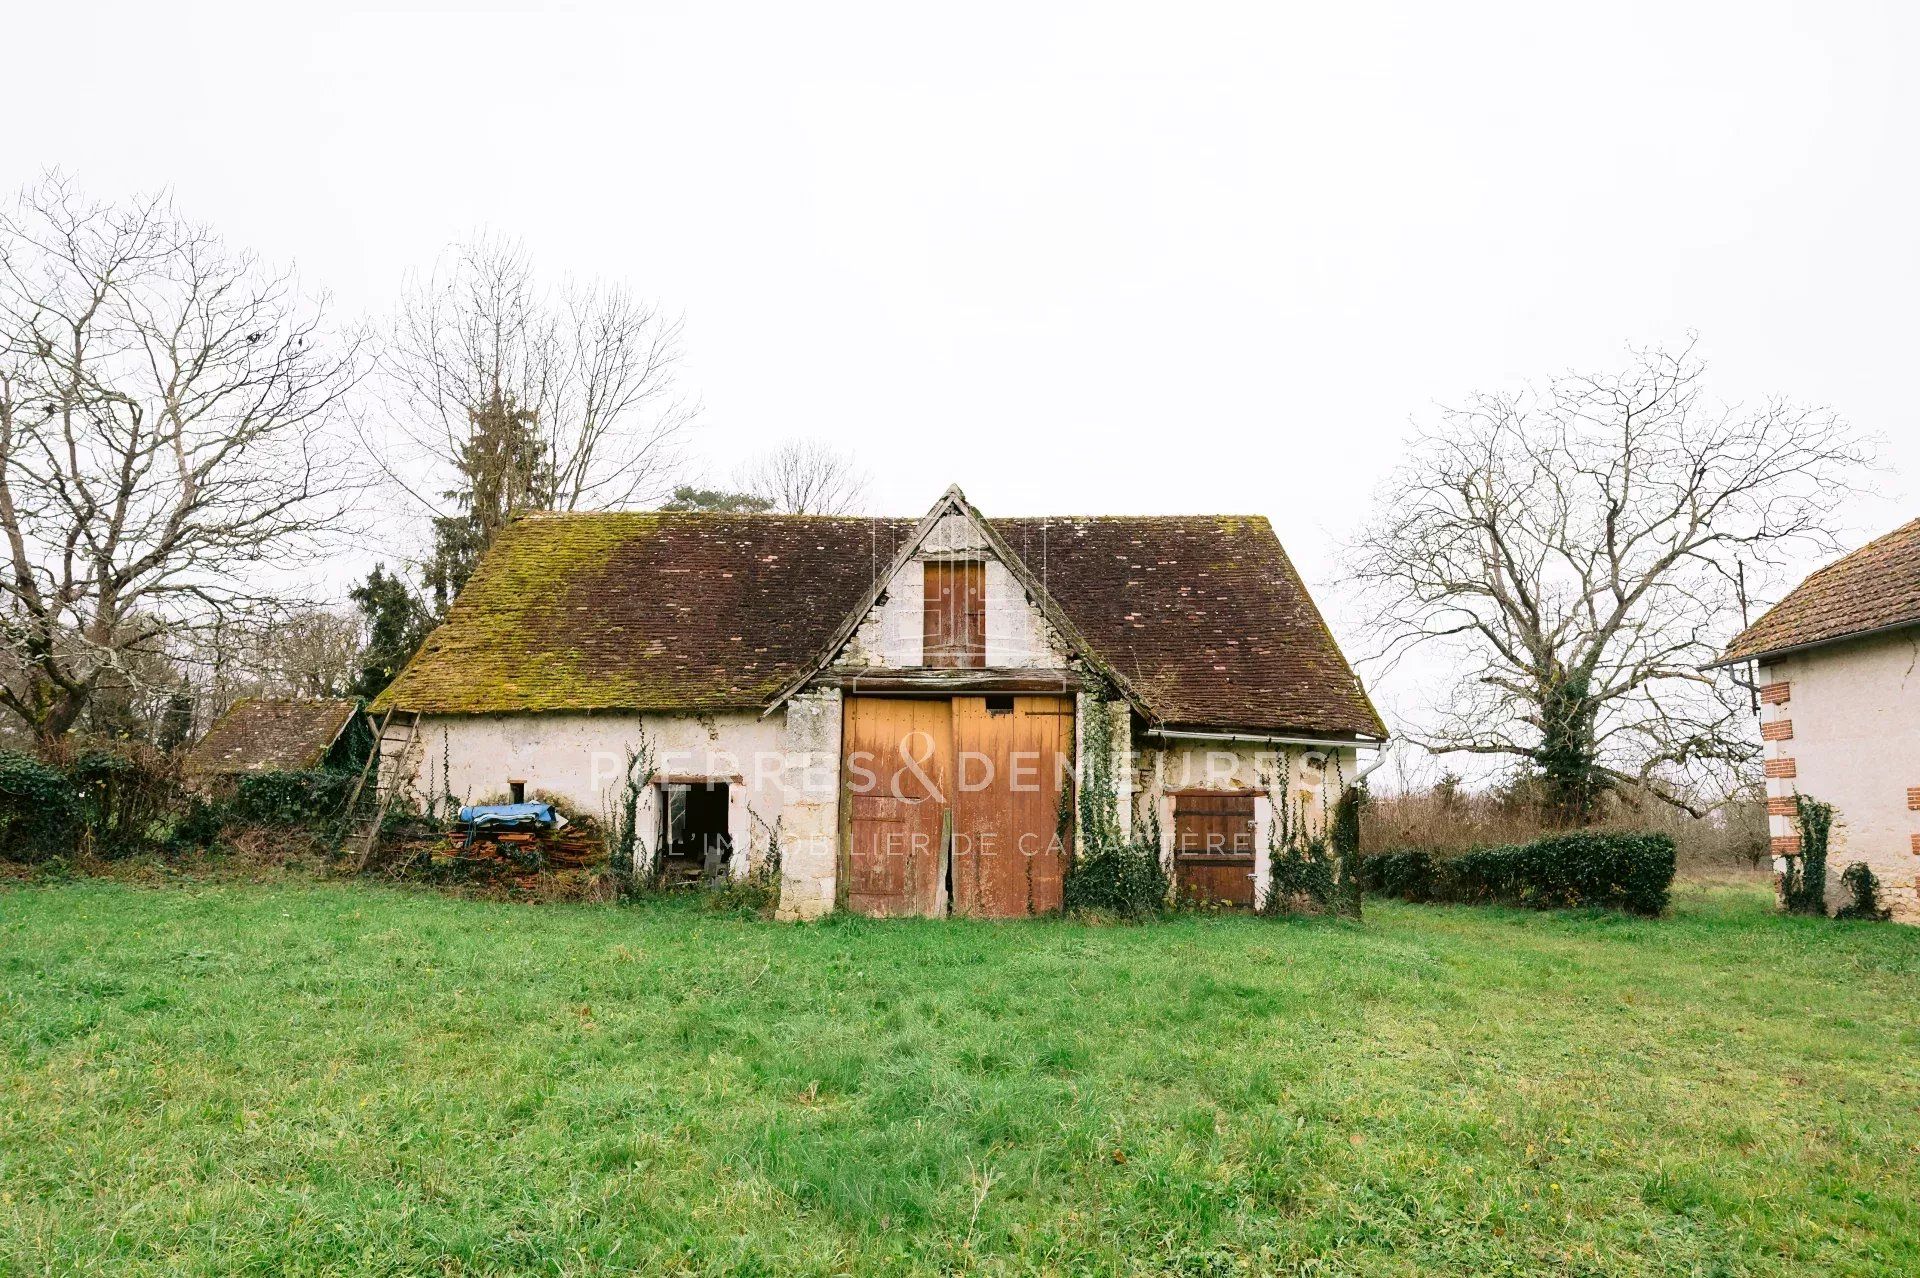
842, 695, 1073, 918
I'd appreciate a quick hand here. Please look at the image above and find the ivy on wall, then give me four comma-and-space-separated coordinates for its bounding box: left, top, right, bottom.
1062, 689, 1168, 917
1782, 795, 1833, 916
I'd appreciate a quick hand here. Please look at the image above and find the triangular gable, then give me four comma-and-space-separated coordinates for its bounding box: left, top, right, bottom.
764, 485, 1154, 718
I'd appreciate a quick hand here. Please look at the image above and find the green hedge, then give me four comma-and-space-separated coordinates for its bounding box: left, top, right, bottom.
1363, 848, 1442, 903
1362, 831, 1675, 916
228, 770, 357, 828
0, 751, 82, 862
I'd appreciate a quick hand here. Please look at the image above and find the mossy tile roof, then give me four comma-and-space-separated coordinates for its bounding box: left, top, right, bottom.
376, 512, 914, 715
184, 698, 361, 776
378, 508, 1385, 740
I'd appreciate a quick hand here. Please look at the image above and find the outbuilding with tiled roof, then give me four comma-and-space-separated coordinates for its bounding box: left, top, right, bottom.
372, 486, 1386, 920
185, 698, 371, 784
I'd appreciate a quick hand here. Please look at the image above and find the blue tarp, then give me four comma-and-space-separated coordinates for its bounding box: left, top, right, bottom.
457, 802, 559, 828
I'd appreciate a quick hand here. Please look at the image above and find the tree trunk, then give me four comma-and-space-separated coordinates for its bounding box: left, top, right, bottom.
1537, 674, 1602, 825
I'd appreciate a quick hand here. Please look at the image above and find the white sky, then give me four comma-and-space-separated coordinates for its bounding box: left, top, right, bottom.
8, 0, 1918, 745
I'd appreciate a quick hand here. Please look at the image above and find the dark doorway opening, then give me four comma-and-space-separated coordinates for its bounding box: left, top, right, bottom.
661, 783, 731, 883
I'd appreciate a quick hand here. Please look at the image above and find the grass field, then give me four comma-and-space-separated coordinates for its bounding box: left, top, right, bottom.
2, 878, 1916, 1276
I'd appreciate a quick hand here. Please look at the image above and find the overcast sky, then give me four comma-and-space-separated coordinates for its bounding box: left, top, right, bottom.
9, 1, 1917, 742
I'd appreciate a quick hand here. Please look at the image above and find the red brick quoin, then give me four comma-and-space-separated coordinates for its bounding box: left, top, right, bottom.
1766, 796, 1798, 817
1764, 758, 1797, 779
1760, 719, 1794, 742
1907, 787, 1920, 812
1771, 835, 1802, 856
1758, 681, 1791, 705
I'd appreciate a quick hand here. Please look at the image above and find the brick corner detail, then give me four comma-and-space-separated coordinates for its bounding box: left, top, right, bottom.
1760, 719, 1794, 742
1758, 681, 1791, 705
1763, 758, 1797, 779
1771, 835, 1802, 856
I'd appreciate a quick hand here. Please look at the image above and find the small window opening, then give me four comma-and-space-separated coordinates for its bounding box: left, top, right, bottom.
661, 782, 732, 883
508, 779, 527, 804
985, 694, 1015, 715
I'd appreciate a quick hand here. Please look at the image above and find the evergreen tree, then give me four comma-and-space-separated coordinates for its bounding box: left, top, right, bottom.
659, 485, 776, 513
349, 566, 432, 699
424, 391, 552, 610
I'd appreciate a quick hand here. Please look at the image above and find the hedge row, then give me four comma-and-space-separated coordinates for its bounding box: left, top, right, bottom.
0, 752, 358, 863
1362, 831, 1676, 916
228, 769, 358, 828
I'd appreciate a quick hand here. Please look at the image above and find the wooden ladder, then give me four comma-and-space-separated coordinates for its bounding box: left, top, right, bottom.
341, 708, 421, 871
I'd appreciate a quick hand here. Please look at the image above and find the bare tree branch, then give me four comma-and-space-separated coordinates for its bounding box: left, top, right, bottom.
734, 438, 869, 515
370, 233, 697, 525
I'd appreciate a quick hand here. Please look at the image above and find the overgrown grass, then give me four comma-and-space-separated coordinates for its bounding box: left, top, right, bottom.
2, 879, 1916, 1275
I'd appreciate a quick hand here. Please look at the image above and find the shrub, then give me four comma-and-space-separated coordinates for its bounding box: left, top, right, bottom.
1265, 832, 1339, 914
0, 751, 82, 862
67, 749, 183, 858
1328, 784, 1366, 918
1834, 861, 1892, 922
229, 770, 356, 829
1361, 848, 1441, 902
1363, 831, 1675, 916
164, 794, 226, 851
1450, 832, 1674, 915
1065, 832, 1170, 918
1062, 690, 1169, 919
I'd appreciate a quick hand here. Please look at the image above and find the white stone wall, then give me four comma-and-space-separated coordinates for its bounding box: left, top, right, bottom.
386, 711, 787, 879
1756, 629, 1920, 922
381, 702, 1365, 917
1132, 739, 1355, 909
776, 687, 843, 920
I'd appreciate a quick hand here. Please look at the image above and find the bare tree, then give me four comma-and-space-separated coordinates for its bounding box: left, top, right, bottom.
378, 234, 696, 526
0, 175, 366, 753
163, 607, 363, 739
735, 438, 868, 514
1346, 339, 1871, 820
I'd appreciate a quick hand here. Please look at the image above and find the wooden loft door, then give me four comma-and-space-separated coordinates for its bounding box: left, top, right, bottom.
923, 561, 986, 668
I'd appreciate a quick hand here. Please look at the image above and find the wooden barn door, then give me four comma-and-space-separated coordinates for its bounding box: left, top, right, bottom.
842, 698, 952, 917
951, 695, 1074, 917
1172, 793, 1258, 908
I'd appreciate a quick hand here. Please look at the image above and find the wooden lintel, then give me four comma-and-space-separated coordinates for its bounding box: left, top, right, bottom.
821, 668, 1087, 694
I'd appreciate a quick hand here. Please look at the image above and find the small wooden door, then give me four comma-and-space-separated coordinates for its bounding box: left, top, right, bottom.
1173, 793, 1257, 908
951, 695, 1074, 917
923, 561, 986, 668
843, 698, 952, 917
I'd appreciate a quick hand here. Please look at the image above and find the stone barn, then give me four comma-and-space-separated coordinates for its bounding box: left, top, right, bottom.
372, 486, 1386, 919
1719, 516, 1920, 922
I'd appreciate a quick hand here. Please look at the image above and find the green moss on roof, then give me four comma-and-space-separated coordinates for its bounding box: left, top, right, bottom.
374, 511, 915, 716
